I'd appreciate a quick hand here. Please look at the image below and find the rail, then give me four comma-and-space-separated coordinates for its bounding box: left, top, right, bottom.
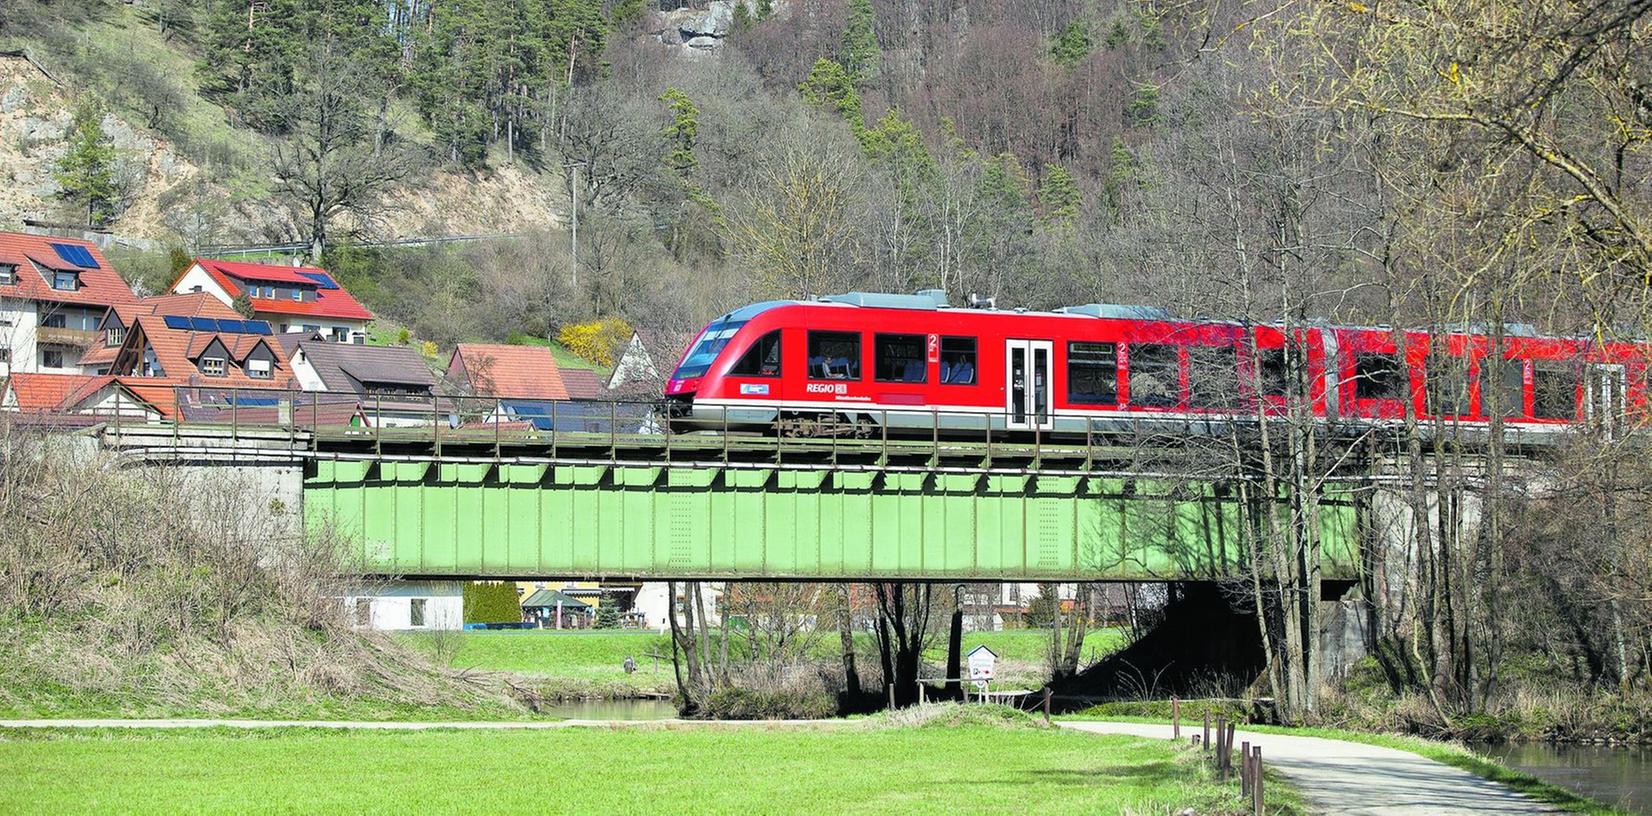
58, 386, 1569, 482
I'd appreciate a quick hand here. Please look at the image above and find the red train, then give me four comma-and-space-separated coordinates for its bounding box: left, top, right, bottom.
662, 290, 1646, 439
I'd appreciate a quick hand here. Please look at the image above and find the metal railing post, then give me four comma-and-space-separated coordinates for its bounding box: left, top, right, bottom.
609, 400, 617, 463
375, 393, 383, 453
231, 387, 239, 439
550, 399, 558, 458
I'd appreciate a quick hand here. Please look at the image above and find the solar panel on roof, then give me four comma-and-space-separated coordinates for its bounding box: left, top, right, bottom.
217, 318, 246, 333
48, 243, 100, 269
163, 315, 192, 330
246, 321, 273, 335
298, 271, 340, 290
189, 317, 218, 332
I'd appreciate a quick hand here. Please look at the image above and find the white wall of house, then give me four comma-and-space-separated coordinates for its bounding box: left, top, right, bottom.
343, 580, 464, 631
287, 347, 329, 391
0, 300, 34, 377
173, 264, 228, 302
74, 386, 160, 419
633, 581, 722, 631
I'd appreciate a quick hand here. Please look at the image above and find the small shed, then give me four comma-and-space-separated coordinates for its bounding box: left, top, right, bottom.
522, 589, 593, 629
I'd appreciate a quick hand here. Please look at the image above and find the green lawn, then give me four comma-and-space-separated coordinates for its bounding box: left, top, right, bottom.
0, 724, 1267, 814
402, 628, 1128, 699
402, 630, 677, 697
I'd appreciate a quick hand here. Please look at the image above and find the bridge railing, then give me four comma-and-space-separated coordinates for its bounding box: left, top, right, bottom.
69, 384, 1578, 478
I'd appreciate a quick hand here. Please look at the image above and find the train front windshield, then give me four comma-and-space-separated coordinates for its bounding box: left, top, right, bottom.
673, 319, 746, 379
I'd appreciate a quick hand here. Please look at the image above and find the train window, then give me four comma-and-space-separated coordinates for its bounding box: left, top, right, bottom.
1188, 345, 1240, 409
728, 330, 782, 377
1425, 356, 1471, 415
1255, 347, 1289, 397
1477, 357, 1524, 417
1128, 344, 1179, 407
1067, 342, 1117, 404
1532, 362, 1578, 419
1353, 352, 1406, 401
675, 319, 745, 378
808, 331, 861, 380
940, 337, 976, 384
875, 334, 927, 383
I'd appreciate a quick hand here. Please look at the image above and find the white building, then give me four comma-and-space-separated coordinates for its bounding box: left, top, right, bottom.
0, 232, 137, 377
633, 582, 723, 631
170, 257, 374, 344
343, 580, 464, 631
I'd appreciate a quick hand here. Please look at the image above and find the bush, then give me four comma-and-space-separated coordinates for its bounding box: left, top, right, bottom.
462, 582, 522, 625
700, 685, 836, 720
876, 703, 1052, 730
556, 317, 633, 368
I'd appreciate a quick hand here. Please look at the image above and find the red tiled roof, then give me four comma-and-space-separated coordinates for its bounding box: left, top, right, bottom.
4, 372, 103, 411
0, 232, 136, 309
560, 368, 606, 399
85, 293, 245, 368
180, 258, 374, 322
114, 314, 298, 391
447, 343, 568, 400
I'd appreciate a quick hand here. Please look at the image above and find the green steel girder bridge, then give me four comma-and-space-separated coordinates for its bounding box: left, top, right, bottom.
100, 413, 1368, 582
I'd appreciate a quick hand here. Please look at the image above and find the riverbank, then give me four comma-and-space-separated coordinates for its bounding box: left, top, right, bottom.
0, 709, 1272, 814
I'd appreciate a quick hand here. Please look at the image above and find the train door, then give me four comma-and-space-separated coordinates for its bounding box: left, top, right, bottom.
1005, 339, 1053, 431
1586, 363, 1626, 439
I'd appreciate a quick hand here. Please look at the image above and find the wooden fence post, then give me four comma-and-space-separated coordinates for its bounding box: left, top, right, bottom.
1240, 740, 1251, 796
1253, 746, 1264, 815
1202, 712, 1211, 751
1042, 687, 1052, 725
888, 683, 896, 711
1172, 697, 1180, 740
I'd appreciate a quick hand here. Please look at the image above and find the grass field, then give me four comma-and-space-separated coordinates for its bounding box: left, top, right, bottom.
0, 720, 1268, 814
401, 628, 1128, 699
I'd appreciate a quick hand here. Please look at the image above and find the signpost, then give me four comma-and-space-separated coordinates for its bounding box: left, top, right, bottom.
966, 645, 997, 701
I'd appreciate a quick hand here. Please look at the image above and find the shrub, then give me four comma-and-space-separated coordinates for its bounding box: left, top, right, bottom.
556, 317, 633, 368
462, 582, 522, 624
701, 685, 836, 720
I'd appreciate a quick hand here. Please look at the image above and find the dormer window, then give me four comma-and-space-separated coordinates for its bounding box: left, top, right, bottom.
291, 288, 302, 301
52, 270, 80, 291
0, 264, 15, 285
201, 357, 226, 377
247, 358, 272, 379
106, 326, 125, 347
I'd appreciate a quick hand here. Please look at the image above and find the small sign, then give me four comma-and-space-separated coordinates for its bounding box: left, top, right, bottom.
927, 334, 941, 363
966, 644, 998, 681
740, 383, 770, 395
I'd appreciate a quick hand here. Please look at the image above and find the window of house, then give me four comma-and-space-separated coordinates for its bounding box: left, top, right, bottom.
41, 349, 63, 368
1128, 344, 1179, 407
201, 357, 226, 377
1067, 342, 1117, 404
354, 599, 371, 627
874, 334, 926, 383
1188, 345, 1240, 409
728, 330, 782, 377
1478, 358, 1525, 417
1354, 352, 1406, 401
247, 358, 272, 379
0, 347, 10, 364
264, 285, 276, 298
939, 337, 976, 384
1532, 362, 1578, 419
41, 313, 65, 328
807, 331, 860, 380
291, 288, 303, 301
52, 270, 79, 291
409, 598, 426, 628
0, 264, 14, 285
1425, 355, 1471, 415
1255, 347, 1290, 396
106, 327, 125, 347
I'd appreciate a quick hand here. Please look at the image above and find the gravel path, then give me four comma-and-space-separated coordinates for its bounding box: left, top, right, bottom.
1059, 720, 1556, 815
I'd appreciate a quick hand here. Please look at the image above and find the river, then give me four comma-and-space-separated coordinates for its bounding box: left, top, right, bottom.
1474, 742, 1652, 814
541, 698, 680, 720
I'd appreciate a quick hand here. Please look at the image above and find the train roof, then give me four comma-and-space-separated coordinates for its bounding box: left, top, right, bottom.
707, 291, 1643, 347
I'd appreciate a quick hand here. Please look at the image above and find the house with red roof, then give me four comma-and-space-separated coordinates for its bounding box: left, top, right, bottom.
79, 291, 242, 375
103, 297, 298, 391
0, 371, 179, 421
170, 258, 374, 345
0, 231, 138, 377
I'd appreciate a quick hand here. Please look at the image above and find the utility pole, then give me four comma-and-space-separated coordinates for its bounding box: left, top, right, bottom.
563, 159, 586, 290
